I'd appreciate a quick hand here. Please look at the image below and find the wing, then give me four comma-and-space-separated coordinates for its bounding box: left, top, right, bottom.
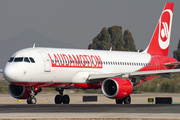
0, 69, 3, 73
88, 69, 180, 83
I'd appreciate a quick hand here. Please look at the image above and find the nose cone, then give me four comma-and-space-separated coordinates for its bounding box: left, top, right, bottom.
3, 64, 18, 82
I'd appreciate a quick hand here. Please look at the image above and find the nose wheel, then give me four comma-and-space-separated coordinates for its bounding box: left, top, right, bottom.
55, 88, 70, 104
27, 87, 37, 104
27, 97, 37, 104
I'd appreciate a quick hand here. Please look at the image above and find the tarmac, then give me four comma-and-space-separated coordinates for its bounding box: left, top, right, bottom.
0, 93, 180, 120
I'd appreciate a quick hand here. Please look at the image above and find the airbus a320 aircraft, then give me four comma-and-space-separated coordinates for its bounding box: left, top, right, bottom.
1, 2, 180, 104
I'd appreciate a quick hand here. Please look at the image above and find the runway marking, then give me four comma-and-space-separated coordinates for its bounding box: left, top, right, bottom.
0, 102, 22, 104
0, 100, 51, 104
105, 100, 114, 103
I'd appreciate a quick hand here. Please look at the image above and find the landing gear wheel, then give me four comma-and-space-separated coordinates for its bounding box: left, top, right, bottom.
55, 88, 70, 104
55, 95, 62, 104
26, 86, 38, 104
123, 96, 131, 104
27, 97, 37, 104
27, 97, 31, 104
116, 99, 123, 104
62, 95, 70, 104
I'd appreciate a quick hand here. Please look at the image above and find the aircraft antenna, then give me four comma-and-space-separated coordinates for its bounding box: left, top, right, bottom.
33, 43, 36, 48
110, 47, 112, 51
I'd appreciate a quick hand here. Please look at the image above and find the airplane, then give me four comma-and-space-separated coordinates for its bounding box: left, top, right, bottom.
1, 2, 180, 104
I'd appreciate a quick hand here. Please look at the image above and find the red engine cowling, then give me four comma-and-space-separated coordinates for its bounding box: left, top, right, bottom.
8, 84, 40, 99
101, 77, 133, 99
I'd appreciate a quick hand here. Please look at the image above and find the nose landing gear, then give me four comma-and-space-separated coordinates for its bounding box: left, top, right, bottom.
27, 87, 37, 104
55, 88, 70, 104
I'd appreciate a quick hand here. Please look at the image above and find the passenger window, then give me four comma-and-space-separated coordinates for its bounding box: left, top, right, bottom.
14, 57, 23, 62
8, 57, 14, 62
29, 57, 35, 63
24, 57, 30, 63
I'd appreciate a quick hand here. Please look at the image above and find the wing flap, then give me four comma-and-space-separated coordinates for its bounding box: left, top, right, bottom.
88, 73, 123, 80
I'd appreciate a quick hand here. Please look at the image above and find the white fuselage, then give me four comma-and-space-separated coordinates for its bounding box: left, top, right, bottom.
3, 47, 152, 86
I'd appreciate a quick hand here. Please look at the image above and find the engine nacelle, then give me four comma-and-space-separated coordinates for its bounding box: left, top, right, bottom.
102, 77, 133, 99
9, 84, 40, 99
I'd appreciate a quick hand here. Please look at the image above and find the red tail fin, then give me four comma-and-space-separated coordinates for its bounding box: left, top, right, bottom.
144, 2, 174, 56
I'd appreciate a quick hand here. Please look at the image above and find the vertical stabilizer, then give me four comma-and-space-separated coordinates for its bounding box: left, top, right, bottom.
143, 2, 174, 56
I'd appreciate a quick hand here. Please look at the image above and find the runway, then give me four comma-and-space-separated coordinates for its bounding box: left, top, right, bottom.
0, 104, 180, 113
1, 93, 180, 119
0, 104, 180, 120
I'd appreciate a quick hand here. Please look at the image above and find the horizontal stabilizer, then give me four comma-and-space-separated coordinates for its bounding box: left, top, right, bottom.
165, 62, 180, 66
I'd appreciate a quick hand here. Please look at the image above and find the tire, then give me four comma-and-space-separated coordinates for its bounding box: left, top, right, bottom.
116, 99, 123, 104
62, 95, 70, 104
124, 96, 131, 104
27, 97, 37, 104
27, 97, 31, 104
55, 95, 62, 104
31, 97, 37, 104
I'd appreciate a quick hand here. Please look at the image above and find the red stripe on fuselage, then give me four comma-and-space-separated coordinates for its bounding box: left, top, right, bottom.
48, 53, 103, 69
11, 82, 101, 89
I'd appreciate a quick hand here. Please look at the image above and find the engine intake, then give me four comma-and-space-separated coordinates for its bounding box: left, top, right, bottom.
102, 77, 133, 99
9, 84, 40, 99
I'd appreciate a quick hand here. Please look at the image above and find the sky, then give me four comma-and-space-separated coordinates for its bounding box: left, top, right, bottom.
0, 0, 180, 57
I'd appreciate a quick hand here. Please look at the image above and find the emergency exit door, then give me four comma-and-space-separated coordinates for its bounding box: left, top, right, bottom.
40, 51, 51, 72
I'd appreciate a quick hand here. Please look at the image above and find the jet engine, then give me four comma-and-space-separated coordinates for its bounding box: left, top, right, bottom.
8, 84, 40, 99
101, 77, 133, 99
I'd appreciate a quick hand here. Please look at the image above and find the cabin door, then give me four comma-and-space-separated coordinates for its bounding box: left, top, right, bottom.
39, 51, 51, 72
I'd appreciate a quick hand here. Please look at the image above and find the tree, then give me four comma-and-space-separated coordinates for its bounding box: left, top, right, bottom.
88, 26, 136, 51
88, 27, 111, 50
173, 39, 180, 68
108, 26, 125, 51
123, 30, 137, 51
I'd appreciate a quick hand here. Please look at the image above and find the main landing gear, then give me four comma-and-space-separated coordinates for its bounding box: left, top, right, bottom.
27, 87, 37, 104
55, 88, 70, 104
116, 96, 131, 104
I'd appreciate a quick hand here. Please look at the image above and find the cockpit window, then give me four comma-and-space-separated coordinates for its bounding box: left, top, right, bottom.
8, 57, 14, 62
14, 57, 23, 62
29, 57, 35, 63
24, 57, 30, 63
